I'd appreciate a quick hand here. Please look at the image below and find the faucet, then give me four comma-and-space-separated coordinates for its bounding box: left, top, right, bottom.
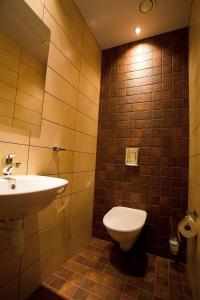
2, 153, 22, 176
3, 163, 21, 176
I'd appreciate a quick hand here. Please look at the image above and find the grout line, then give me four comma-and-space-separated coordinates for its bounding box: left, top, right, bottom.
44, 90, 99, 122
48, 40, 100, 92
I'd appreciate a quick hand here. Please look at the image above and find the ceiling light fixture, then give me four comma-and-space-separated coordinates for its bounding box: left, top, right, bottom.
135, 27, 141, 35
139, 0, 155, 14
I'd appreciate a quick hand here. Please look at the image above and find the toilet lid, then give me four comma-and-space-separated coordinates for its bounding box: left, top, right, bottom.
103, 206, 147, 232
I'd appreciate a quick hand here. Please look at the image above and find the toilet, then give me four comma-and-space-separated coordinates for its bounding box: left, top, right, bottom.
103, 206, 147, 251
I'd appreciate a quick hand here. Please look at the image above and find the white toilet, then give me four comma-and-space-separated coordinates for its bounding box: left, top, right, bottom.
103, 206, 147, 251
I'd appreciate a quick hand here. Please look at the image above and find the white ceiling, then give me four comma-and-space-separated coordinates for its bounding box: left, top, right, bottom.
74, 0, 192, 49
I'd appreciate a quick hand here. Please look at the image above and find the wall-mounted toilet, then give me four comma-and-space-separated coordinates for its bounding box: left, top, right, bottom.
103, 206, 147, 251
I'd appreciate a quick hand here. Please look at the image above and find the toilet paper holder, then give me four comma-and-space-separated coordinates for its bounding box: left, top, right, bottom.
185, 210, 198, 220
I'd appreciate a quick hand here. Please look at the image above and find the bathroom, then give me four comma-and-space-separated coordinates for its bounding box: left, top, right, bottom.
0, 0, 199, 299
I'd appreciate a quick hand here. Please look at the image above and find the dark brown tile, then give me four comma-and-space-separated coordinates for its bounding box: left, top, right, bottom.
154, 284, 169, 300
169, 280, 183, 293
155, 276, 168, 288
156, 268, 168, 279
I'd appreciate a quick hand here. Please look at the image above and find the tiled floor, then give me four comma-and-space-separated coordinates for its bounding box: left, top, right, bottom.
28, 238, 193, 300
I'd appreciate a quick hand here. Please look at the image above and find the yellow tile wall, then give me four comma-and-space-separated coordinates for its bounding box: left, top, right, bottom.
0, 0, 101, 299
188, 0, 200, 299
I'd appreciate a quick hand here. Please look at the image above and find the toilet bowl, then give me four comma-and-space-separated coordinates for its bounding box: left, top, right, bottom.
103, 206, 147, 251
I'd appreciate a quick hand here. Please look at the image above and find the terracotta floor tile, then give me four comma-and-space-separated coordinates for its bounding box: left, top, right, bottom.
81, 278, 96, 291
104, 265, 117, 277
138, 289, 154, 300
68, 273, 84, 286
28, 238, 192, 300
59, 281, 78, 298
86, 270, 102, 283
82, 258, 96, 268
89, 253, 101, 262
72, 255, 86, 264
120, 294, 137, 300
111, 278, 125, 292
49, 276, 66, 291
92, 283, 108, 298
78, 248, 93, 258
140, 280, 154, 293
72, 287, 89, 300
98, 273, 114, 287
94, 262, 106, 272
57, 268, 73, 281
105, 288, 121, 300
115, 271, 128, 282
98, 256, 109, 265
127, 275, 142, 287
45, 274, 57, 285
85, 244, 96, 252
123, 284, 139, 298
64, 260, 81, 273
86, 293, 102, 300
154, 284, 169, 299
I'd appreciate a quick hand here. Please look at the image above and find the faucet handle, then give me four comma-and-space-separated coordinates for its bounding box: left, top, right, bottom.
5, 153, 21, 164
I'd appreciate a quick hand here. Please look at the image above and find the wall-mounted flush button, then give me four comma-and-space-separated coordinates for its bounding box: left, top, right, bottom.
125, 148, 139, 166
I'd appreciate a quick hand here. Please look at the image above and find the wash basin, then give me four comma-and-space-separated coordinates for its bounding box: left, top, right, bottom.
0, 175, 68, 219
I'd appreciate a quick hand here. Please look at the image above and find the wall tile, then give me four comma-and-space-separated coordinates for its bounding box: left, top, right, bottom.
0, 1, 101, 299
94, 29, 188, 260
48, 43, 79, 88
43, 93, 77, 129
45, 67, 78, 109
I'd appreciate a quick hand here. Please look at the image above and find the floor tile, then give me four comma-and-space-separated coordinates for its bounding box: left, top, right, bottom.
28, 238, 193, 300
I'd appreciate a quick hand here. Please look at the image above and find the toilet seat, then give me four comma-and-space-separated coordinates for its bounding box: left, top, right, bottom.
103, 206, 147, 232
103, 206, 147, 251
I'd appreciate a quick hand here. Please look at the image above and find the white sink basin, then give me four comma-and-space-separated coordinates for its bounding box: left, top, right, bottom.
0, 175, 68, 219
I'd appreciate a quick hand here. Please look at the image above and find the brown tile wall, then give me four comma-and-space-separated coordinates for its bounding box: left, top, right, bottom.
93, 29, 189, 259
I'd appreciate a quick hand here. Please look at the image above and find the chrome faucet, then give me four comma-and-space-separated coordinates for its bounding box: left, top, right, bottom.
2, 153, 22, 176
3, 163, 21, 176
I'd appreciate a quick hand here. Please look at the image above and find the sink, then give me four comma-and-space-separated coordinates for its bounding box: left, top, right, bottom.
0, 175, 68, 219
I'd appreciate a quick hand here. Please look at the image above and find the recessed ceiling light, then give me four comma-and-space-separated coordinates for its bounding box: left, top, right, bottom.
139, 0, 155, 14
135, 27, 141, 35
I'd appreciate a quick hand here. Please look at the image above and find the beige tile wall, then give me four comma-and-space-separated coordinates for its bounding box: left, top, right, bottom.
0, 0, 101, 299
188, 0, 200, 299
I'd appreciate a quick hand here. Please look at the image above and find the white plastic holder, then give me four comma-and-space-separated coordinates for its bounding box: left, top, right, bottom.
0, 219, 24, 256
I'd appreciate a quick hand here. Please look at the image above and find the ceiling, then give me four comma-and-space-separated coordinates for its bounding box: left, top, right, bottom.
74, 0, 192, 49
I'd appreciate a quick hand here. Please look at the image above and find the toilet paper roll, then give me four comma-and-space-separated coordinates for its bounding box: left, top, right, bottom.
178, 215, 198, 238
